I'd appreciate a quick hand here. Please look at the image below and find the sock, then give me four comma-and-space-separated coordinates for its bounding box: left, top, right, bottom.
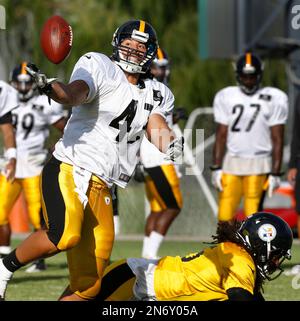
147, 231, 164, 258
113, 215, 120, 236
0, 246, 12, 256
142, 236, 150, 258
2, 249, 24, 272
0, 259, 13, 298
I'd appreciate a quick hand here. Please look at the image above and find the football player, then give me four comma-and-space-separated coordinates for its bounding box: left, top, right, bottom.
211, 52, 288, 222
0, 20, 184, 301
0, 81, 18, 186
95, 212, 293, 301
140, 48, 184, 259
0, 63, 66, 273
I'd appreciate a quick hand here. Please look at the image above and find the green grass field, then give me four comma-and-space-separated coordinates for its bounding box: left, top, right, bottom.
5, 239, 300, 301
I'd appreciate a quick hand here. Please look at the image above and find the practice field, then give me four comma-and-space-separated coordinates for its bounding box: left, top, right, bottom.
5, 239, 300, 301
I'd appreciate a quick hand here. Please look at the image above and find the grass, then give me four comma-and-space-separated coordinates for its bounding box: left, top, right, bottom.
5, 239, 300, 301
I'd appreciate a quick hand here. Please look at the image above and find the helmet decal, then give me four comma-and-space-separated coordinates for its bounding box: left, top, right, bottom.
139, 20, 145, 32
258, 224, 277, 242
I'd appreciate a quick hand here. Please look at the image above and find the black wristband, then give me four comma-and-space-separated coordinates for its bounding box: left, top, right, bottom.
210, 165, 221, 171
41, 83, 53, 95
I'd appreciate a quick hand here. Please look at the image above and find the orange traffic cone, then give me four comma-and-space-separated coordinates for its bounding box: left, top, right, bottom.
8, 192, 30, 233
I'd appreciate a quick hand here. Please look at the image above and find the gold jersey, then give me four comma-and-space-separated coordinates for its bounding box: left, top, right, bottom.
154, 242, 256, 301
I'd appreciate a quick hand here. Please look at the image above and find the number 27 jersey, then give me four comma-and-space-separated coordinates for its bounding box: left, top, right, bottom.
53, 52, 174, 188
213, 86, 288, 158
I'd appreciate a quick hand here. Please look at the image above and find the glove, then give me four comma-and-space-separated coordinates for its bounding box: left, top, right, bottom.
133, 163, 145, 183
164, 136, 184, 162
266, 175, 281, 198
210, 167, 223, 191
25, 63, 57, 95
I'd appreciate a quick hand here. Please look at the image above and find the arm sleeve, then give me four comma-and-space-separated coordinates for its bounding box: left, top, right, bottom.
226, 287, 255, 301
0, 111, 12, 124
151, 86, 174, 121
213, 90, 229, 125
289, 93, 300, 168
69, 53, 104, 103
268, 91, 288, 126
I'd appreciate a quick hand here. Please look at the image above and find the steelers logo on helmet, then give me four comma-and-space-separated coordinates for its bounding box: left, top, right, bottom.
258, 224, 277, 242
234, 52, 264, 95
10, 62, 37, 102
111, 20, 158, 74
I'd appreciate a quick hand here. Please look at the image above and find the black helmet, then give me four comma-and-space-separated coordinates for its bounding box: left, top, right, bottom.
236, 212, 293, 280
234, 52, 264, 95
10, 62, 36, 101
151, 47, 170, 84
111, 20, 158, 74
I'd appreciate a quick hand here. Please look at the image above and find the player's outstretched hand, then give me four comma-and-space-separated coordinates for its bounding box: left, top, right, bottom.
25, 63, 58, 95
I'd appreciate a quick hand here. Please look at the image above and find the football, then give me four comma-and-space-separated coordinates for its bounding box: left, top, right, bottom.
40, 15, 73, 64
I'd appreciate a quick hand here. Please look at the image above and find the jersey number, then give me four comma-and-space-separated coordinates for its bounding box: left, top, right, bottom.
109, 100, 138, 142
231, 104, 260, 132
12, 113, 35, 139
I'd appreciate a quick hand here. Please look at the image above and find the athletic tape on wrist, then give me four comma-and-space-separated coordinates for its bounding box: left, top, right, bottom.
4, 148, 17, 160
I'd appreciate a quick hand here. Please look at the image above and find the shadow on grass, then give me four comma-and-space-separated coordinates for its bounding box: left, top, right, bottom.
11, 275, 68, 284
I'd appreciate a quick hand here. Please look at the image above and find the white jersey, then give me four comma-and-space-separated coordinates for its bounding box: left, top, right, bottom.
0, 80, 18, 118
213, 86, 288, 158
53, 52, 174, 188
12, 95, 65, 178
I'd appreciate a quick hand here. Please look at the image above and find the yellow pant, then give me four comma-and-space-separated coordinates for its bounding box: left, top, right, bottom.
218, 173, 268, 221
0, 174, 42, 229
41, 157, 114, 299
95, 259, 135, 301
145, 164, 183, 212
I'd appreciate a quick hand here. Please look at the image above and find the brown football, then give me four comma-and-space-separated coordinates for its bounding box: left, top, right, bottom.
40, 15, 73, 64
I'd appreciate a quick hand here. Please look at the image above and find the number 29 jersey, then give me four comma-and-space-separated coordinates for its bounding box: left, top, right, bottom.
53, 52, 174, 188
213, 86, 288, 158
12, 95, 65, 178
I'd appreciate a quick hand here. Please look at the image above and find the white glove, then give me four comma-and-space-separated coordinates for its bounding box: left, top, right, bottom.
164, 136, 184, 162
25, 63, 57, 93
267, 175, 281, 198
211, 169, 223, 191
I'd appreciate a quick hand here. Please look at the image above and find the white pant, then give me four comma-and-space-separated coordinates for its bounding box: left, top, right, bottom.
127, 257, 159, 301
